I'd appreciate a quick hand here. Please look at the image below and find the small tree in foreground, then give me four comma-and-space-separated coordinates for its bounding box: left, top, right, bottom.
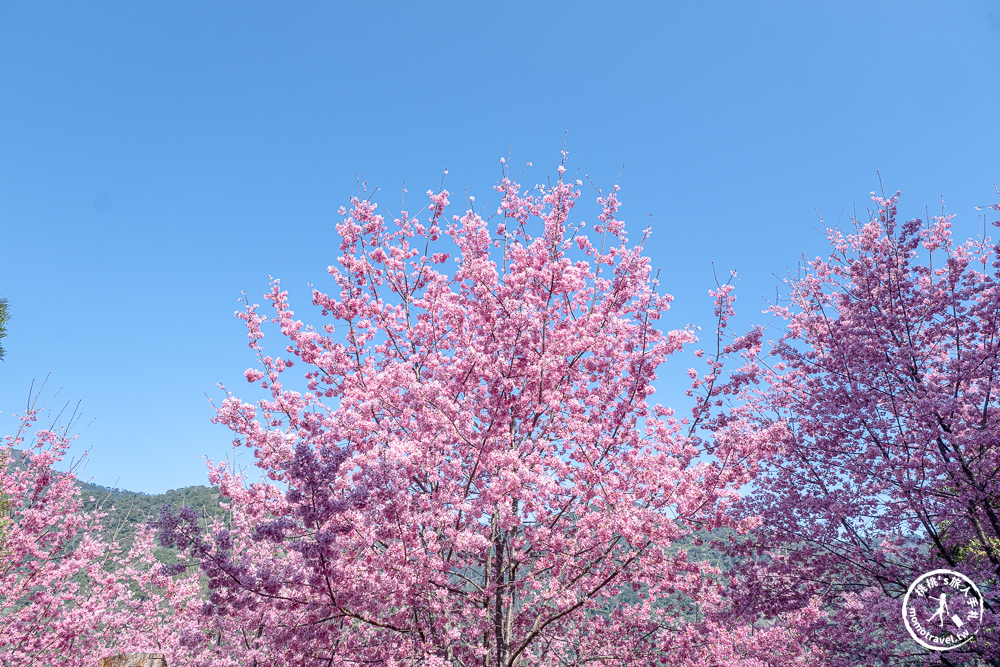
0, 382, 231, 666
161, 160, 819, 665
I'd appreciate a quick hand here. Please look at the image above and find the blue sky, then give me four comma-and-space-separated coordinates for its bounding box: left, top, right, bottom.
2, 3, 999, 494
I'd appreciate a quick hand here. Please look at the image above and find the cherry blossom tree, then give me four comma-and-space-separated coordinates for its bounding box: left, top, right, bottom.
0, 384, 122, 664
0, 385, 117, 664
0, 382, 232, 666
719, 193, 1000, 665
160, 159, 795, 665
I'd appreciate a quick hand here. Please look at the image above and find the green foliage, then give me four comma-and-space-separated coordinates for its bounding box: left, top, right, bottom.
0, 451, 10, 561
79, 481, 231, 562
1, 452, 232, 624
4, 448, 230, 573
593, 528, 745, 625
0, 296, 8, 361
76, 481, 233, 604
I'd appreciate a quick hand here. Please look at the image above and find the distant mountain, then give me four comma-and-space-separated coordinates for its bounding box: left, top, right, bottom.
4, 447, 230, 562
79, 479, 231, 559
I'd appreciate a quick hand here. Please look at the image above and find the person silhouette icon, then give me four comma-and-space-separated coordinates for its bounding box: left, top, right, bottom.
927, 593, 949, 627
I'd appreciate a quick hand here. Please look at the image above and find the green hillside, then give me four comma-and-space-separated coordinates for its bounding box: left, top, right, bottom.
5, 448, 230, 562
78, 480, 231, 563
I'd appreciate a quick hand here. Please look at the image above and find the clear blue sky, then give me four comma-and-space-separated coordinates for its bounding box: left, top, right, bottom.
2, 3, 999, 494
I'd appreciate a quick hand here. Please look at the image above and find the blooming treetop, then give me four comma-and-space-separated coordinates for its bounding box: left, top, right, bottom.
162, 158, 794, 666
